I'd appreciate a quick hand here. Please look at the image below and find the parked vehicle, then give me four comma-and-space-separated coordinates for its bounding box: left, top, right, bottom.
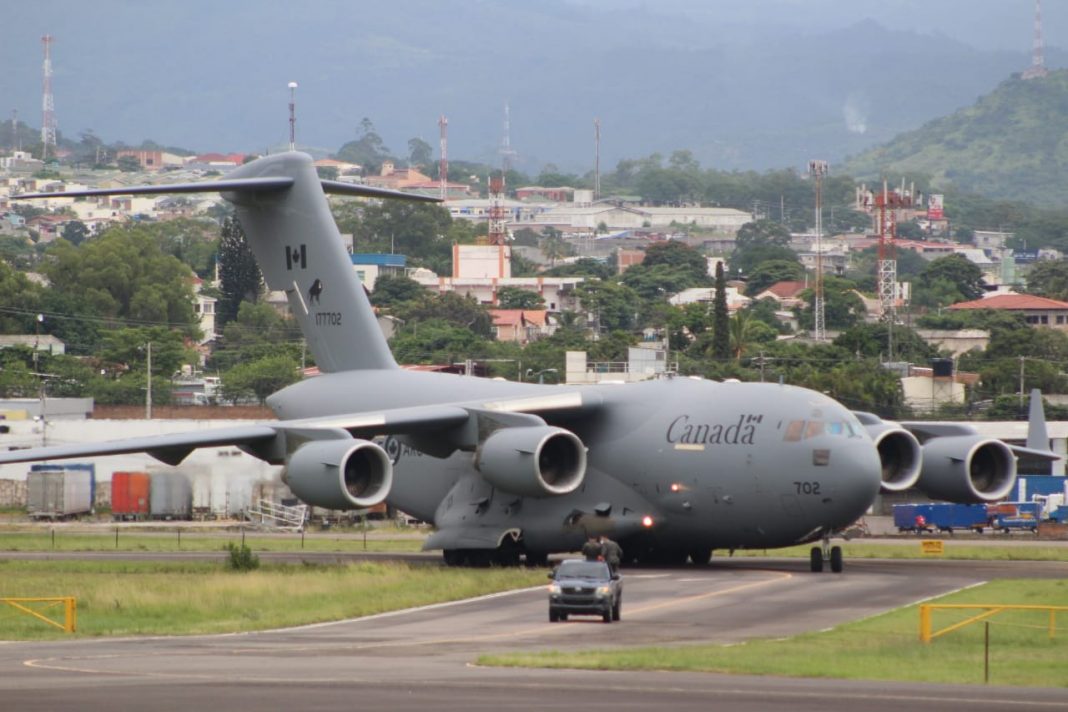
547, 559, 622, 623
987, 502, 1041, 533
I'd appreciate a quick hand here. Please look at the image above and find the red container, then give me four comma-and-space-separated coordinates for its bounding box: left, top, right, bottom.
111, 471, 150, 520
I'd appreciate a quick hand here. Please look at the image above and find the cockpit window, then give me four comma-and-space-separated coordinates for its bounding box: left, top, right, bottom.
785, 420, 859, 441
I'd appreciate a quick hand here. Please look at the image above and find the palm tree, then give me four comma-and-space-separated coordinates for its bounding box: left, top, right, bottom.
729, 309, 754, 361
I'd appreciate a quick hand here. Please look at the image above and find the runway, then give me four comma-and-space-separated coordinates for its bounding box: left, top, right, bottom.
1, 556, 1066, 711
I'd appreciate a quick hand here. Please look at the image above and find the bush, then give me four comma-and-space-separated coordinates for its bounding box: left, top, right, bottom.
226, 542, 260, 571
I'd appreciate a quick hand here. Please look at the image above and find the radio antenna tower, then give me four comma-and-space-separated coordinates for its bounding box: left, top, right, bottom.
10, 110, 18, 151
499, 101, 518, 171
287, 81, 298, 151
594, 118, 601, 201
1023, 0, 1049, 80
41, 35, 57, 162
438, 114, 448, 201
808, 160, 829, 341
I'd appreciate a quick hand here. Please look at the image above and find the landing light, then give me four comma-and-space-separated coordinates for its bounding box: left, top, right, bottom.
641, 515, 654, 528
670, 483, 682, 492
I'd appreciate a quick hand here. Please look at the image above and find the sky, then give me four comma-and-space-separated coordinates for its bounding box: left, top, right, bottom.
3, 1, 1066, 172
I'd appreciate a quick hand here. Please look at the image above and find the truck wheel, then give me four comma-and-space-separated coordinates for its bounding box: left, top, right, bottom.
612, 600, 621, 621
602, 609, 612, 624
549, 609, 558, 623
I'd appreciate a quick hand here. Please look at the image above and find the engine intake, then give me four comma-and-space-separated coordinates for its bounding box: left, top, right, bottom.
476, 426, 586, 498
863, 424, 922, 493
283, 439, 393, 509
917, 435, 1016, 503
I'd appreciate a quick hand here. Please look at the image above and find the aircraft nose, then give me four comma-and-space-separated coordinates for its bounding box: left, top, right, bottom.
842, 435, 883, 510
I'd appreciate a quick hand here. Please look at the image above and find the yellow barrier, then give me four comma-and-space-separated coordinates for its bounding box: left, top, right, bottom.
920, 604, 1068, 643
920, 540, 944, 556
1, 597, 76, 633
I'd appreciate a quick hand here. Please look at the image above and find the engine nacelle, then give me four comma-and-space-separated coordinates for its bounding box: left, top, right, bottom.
863, 423, 922, 493
917, 435, 1016, 503
283, 439, 393, 510
476, 426, 586, 498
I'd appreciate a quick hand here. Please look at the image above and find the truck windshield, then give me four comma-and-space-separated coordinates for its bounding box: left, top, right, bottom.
556, 562, 610, 579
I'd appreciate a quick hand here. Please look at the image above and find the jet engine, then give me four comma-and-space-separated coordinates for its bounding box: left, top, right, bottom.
916, 435, 1016, 503
475, 426, 586, 498
863, 423, 922, 493
283, 439, 393, 509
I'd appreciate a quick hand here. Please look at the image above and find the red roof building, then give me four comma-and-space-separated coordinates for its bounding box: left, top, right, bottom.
949, 293, 1068, 329
489, 309, 550, 344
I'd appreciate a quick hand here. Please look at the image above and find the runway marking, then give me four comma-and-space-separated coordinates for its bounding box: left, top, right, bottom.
21, 571, 793, 677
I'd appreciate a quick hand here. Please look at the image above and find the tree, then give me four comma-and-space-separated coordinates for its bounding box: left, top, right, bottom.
370, 274, 425, 308
1023, 260, 1068, 301
539, 227, 571, 267
221, 354, 300, 405
41, 225, 198, 329
917, 254, 985, 302
641, 241, 708, 282
735, 219, 792, 251
712, 262, 730, 361
496, 286, 545, 310
577, 280, 639, 332
116, 155, 141, 172
336, 117, 392, 173
61, 220, 90, 246
407, 137, 433, 167
745, 259, 804, 296
217, 216, 262, 326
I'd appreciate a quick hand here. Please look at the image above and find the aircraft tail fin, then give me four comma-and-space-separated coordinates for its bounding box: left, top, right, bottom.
16, 152, 438, 374
1026, 388, 1051, 451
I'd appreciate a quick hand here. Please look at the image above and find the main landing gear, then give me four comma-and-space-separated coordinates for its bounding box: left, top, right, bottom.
809, 537, 843, 573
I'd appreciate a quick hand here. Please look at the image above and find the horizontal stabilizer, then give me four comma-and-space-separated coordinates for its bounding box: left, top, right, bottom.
320, 180, 441, 202
13, 176, 295, 200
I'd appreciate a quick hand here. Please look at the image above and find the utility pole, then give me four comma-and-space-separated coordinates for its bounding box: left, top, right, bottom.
146, 342, 152, 420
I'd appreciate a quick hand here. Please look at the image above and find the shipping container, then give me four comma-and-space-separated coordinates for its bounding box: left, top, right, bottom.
111, 471, 150, 521
27, 467, 92, 519
892, 503, 988, 533
149, 472, 193, 520
31, 462, 95, 509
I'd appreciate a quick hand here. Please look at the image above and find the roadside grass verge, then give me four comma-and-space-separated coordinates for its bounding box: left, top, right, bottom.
728, 542, 1068, 562
480, 579, 1068, 688
0, 559, 546, 640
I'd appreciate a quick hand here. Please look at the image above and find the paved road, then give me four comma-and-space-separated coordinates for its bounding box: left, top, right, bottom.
2, 556, 1067, 711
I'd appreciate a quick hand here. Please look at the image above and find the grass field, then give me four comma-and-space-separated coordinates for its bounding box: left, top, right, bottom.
0, 528, 425, 554
0, 559, 546, 640
480, 579, 1068, 688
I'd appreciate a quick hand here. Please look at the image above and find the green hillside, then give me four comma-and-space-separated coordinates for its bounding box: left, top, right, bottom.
842, 71, 1068, 207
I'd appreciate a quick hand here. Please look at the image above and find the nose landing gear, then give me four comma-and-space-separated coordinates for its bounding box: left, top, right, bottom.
809, 537, 843, 573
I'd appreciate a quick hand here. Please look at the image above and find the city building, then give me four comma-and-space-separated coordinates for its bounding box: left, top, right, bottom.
948, 293, 1068, 329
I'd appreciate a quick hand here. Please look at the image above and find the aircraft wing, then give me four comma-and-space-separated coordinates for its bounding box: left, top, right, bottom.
898, 420, 1061, 461
0, 393, 601, 468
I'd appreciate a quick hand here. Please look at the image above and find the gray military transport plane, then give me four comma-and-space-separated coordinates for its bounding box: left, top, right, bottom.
5, 151, 1058, 572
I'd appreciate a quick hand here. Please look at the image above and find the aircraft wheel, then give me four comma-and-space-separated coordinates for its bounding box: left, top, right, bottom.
809, 546, 823, 573
829, 545, 843, 573
688, 547, 712, 566
443, 549, 463, 567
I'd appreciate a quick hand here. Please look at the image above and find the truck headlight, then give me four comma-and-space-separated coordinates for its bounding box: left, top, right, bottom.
596, 585, 611, 596
549, 584, 562, 594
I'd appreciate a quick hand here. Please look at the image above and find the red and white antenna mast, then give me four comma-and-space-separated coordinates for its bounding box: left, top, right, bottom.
808, 160, 829, 342
438, 114, 448, 201
41, 35, 57, 161
1023, 0, 1049, 80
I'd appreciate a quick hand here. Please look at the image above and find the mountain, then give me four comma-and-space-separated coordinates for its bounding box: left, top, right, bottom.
841, 70, 1068, 207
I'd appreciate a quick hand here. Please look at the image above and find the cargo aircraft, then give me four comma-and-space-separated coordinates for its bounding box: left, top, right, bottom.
4, 152, 1057, 571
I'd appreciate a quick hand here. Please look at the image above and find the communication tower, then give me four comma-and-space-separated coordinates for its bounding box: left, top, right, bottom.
873, 181, 912, 359
287, 81, 298, 151
594, 118, 601, 201
808, 160, 829, 341
1022, 0, 1049, 80
41, 35, 57, 161
439, 115, 448, 201
499, 102, 518, 172
486, 173, 508, 246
